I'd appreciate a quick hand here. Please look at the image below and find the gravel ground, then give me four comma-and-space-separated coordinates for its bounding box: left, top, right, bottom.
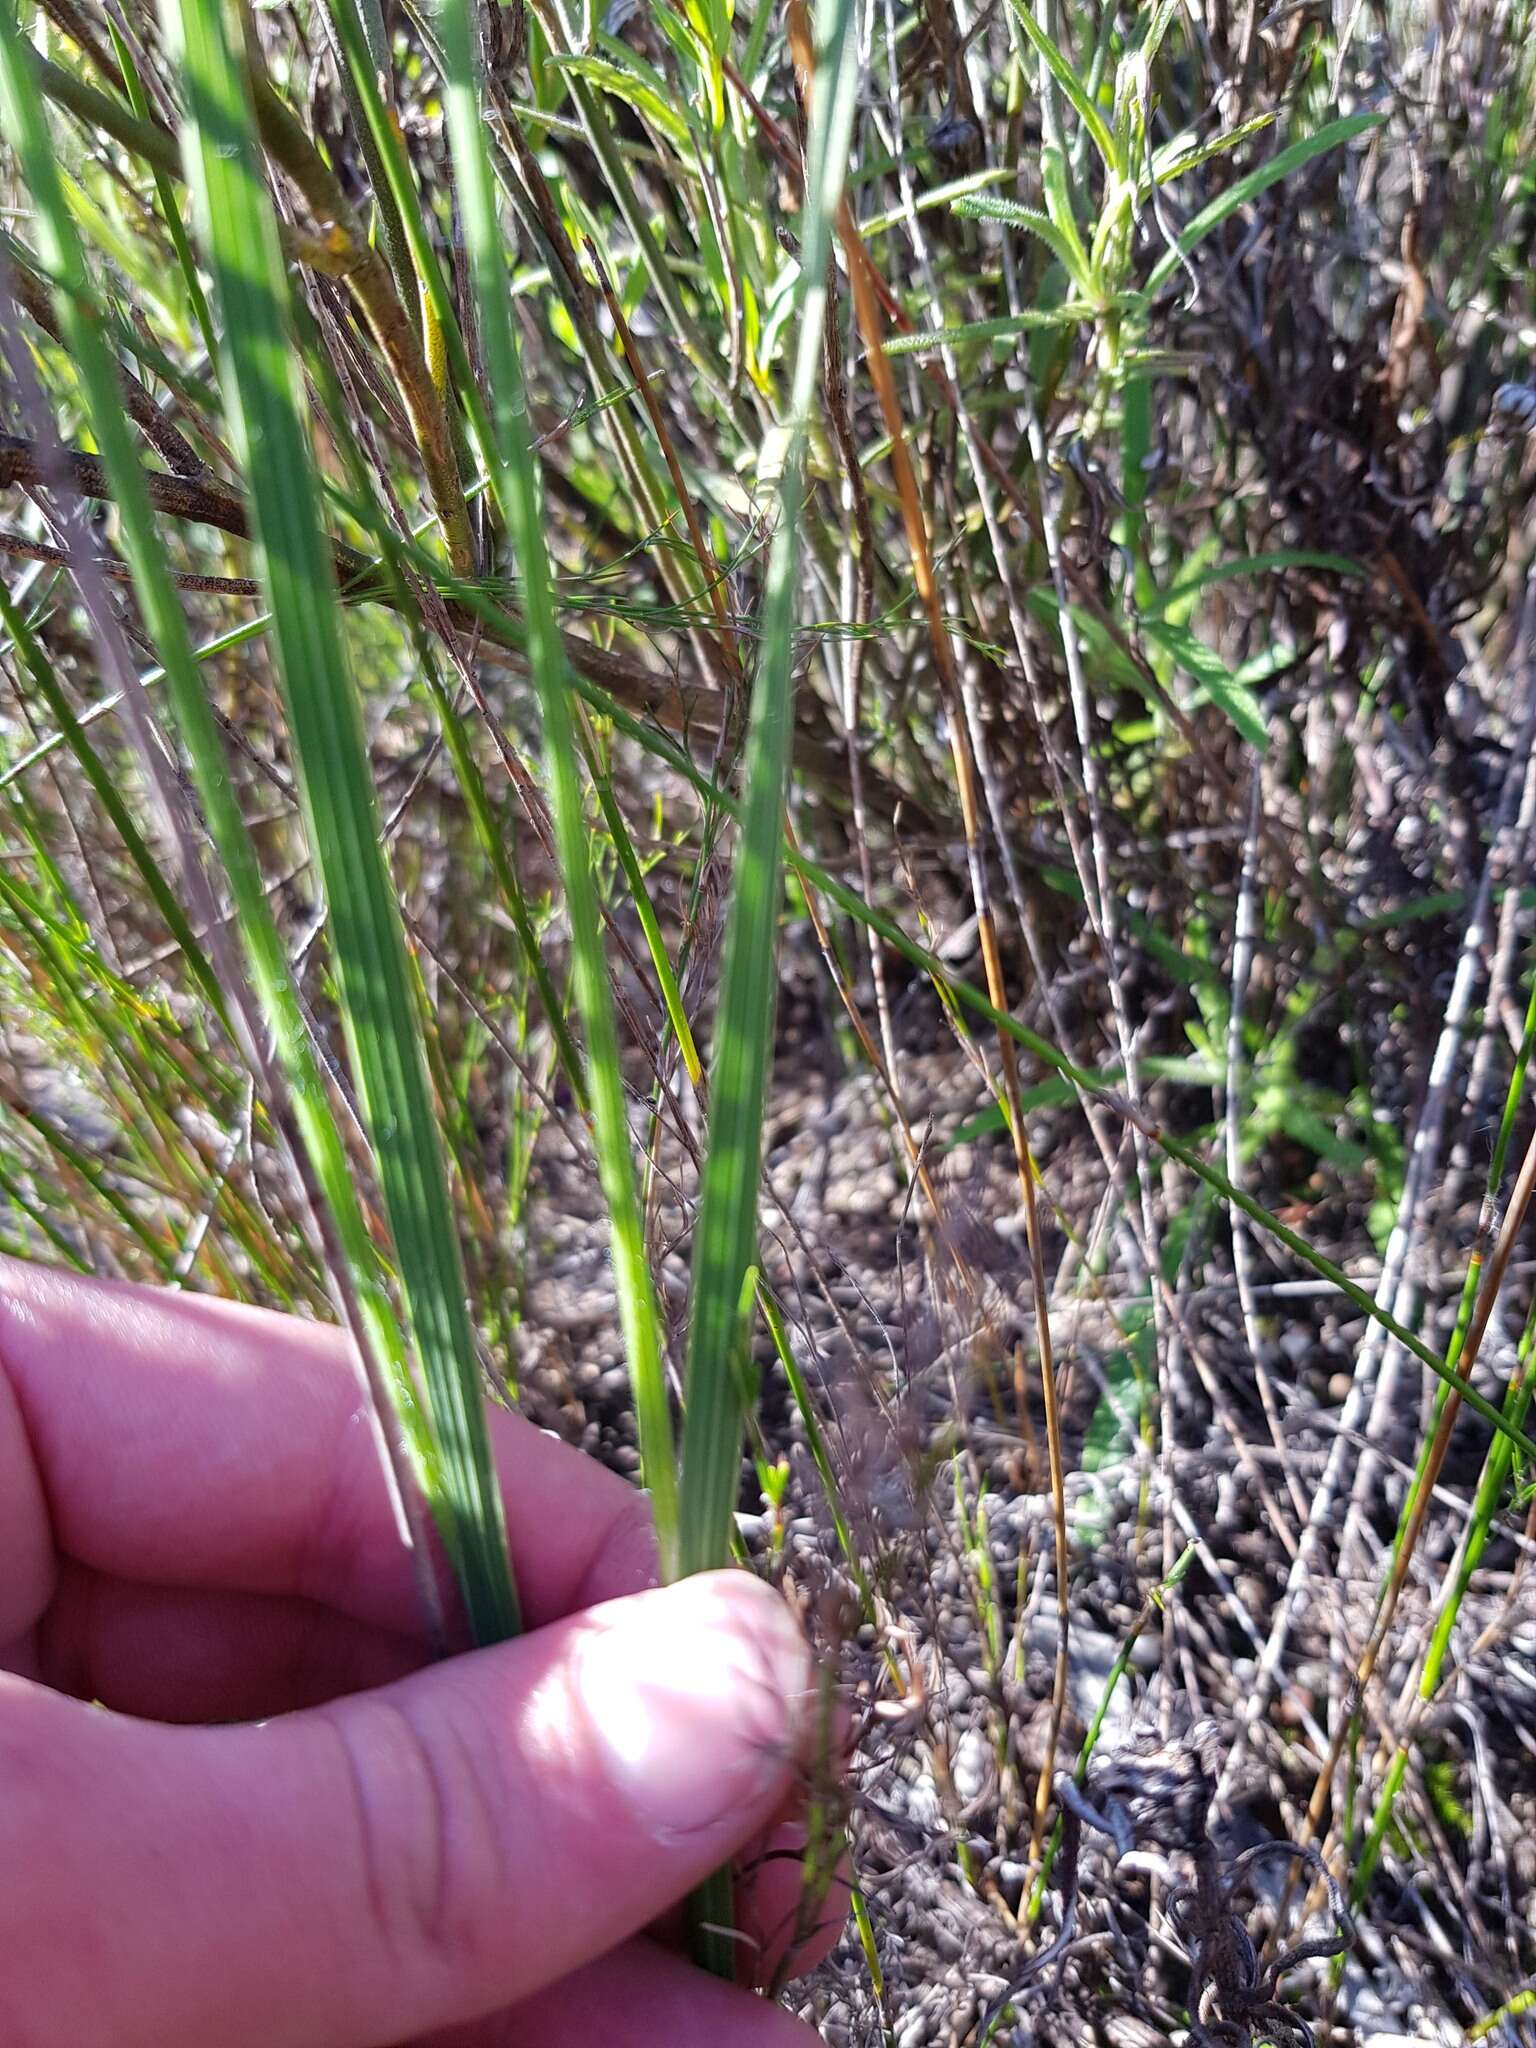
508, 1006, 1536, 2048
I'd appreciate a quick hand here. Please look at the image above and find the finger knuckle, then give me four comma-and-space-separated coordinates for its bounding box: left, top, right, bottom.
324, 1690, 512, 1991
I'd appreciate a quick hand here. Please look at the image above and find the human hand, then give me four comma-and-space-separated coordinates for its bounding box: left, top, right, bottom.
0, 1257, 839, 2046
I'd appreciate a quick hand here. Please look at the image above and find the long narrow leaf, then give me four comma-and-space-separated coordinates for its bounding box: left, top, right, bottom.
1001, 0, 1117, 168
1142, 617, 1269, 750
674, 0, 861, 1578
1144, 113, 1384, 294
0, 0, 446, 1615
951, 193, 1098, 296
665, 0, 862, 1976
162, 0, 518, 1643
431, 0, 680, 1572
674, 0, 860, 1575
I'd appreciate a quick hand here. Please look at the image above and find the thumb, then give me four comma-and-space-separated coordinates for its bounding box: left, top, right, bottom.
2, 1572, 813, 2048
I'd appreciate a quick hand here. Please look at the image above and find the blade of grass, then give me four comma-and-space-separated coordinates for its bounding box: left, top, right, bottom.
104, 13, 218, 364
0, 0, 452, 1634
431, 0, 679, 1573
674, 0, 861, 1577
587, 737, 704, 1089
883, 301, 1099, 354
162, 0, 518, 1644
0, 581, 228, 1028
243, 307, 590, 1122
668, 0, 860, 1978
948, 194, 1099, 296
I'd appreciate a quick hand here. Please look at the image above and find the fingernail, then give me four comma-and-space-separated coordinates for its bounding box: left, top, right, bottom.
572, 1574, 813, 1844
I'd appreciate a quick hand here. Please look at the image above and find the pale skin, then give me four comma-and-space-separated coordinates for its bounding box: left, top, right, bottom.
0, 1256, 840, 2046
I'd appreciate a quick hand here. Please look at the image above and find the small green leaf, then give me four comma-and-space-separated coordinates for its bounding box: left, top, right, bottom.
550, 53, 692, 146
1149, 112, 1275, 187
1148, 547, 1366, 615
1142, 618, 1269, 750
1002, 0, 1117, 169
1146, 112, 1384, 294
951, 192, 1096, 295
884, 301, 1097, 354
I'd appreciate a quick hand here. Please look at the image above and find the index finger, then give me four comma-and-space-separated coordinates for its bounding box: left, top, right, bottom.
0, 1257, 658, 1644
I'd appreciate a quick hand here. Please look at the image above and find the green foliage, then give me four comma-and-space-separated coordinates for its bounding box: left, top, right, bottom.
2, 0, 1534, 2020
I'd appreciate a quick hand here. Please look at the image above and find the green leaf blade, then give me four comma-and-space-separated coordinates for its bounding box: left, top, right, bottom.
164, 0, 518, 1643
1145, 112, 1385, 295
